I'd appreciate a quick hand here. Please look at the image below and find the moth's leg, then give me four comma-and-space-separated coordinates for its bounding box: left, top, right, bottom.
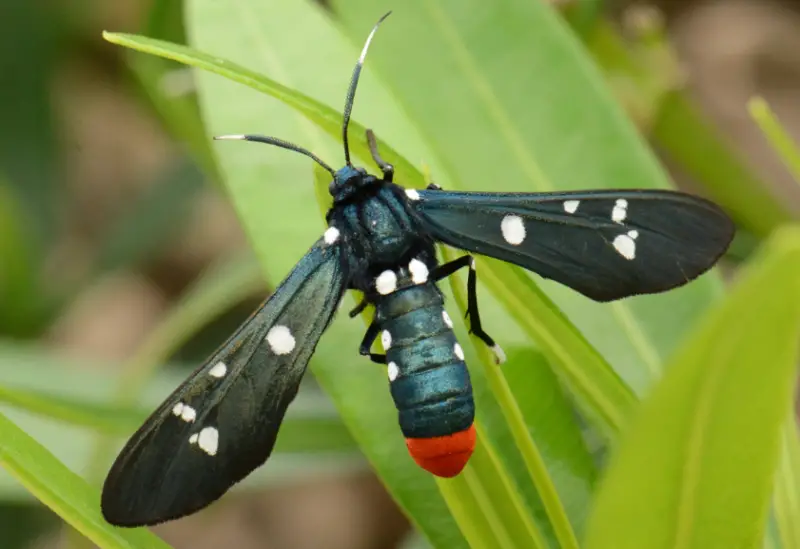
349, 297, 369, 318
431, 255, 506, 364
366, 129, 394, 182
359, 318, 387, 364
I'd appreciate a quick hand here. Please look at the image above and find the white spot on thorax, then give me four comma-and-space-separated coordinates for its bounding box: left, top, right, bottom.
612, 199, 628, 223
454, 343, 465, 361
197, 427, 219, 456
563, 200, 580, 214
375, 270, 397, 295
387, 361, 399, 381
405, 189, 421, 201
409, 258, 429, 284
501, 215, 526, 245
324, 226, 340, 245
381, 330, 392, 351
442, 310, 453, 329
613, 230, 639, 260
266, 325, 296, 355
209, 362, 227, 378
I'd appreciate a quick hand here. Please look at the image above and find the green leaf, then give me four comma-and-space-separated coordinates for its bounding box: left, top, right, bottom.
773, 419, 800, 549
0, 411, 172, 549
584, 226, 800, 549
749, 96, 800, 186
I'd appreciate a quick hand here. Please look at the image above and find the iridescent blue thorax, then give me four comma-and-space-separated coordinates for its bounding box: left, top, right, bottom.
326, 165, 434, 293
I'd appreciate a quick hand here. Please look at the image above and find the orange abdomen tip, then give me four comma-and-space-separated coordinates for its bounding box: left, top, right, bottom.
405, 424, 476, 478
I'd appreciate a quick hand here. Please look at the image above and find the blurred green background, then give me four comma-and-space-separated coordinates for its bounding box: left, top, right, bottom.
1, 0, 800, 548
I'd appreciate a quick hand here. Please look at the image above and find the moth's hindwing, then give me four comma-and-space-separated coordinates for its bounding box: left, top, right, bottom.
101, 236, 348, 526
410, 188, 734, 301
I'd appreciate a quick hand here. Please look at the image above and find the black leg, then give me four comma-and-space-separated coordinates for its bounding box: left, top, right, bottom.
349, 297, 369, 318
359, 319, 387, 364
366, 129, 394, 182
432, 255, 506, 364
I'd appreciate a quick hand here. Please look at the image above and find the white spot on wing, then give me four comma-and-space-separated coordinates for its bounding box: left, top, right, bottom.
172, 402, 184, 416
612, 199, 628, 223
375, 270, 397, 295
409, 258, 429, 284
454, 343, 465, 361
613, 230, 639, 260
209, 361, 227, 378
324, 226, 340, 245
180, 405, 196, 423
563, 200, 580, 214
442, 310, 453, 329
266, 325, 296, 355
501, 215, 526, 245
197, 427, 219, 456
381, 330, 392, 351
387, 361, 399, 381
405, 189, 421, 201
189, 433, 199, 444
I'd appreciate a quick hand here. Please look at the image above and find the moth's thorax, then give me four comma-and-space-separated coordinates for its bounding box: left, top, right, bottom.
328, 183, 431, 273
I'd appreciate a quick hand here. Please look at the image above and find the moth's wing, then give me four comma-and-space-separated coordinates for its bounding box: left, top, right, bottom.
101, 236, 348, 526
409, 188, 734, 301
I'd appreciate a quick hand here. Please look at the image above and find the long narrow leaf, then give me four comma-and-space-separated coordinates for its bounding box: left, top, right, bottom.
0, 411, 172, 549
585, 226, 800, 549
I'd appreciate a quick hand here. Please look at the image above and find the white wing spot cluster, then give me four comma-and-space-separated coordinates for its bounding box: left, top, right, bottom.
563, 200, 580, 214
501, 215, 526, 245
172, 402, 196, 423
454, 343, 465, 361
387, 361, 399, 382
409, 258, 429, 284
612, 199, 628, 223
189, 426, 219, 456
613, 230, 639, 260
405, 189, 421, 201
442, 310, 454, 329
266, 325, 296, 355
381, 330, 392, 351
324, 226, 340, 245
375, 270, 397, 295
209, 361, 227, 378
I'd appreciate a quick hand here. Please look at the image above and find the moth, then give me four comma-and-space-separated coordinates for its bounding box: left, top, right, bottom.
102, 12, 734, 527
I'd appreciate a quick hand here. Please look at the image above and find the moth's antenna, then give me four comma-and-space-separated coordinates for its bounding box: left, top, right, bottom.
215, 134, 336, 176
342, 11, 392, 167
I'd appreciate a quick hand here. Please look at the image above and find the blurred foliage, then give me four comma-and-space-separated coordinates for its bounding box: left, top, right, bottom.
0, 0, 799, 548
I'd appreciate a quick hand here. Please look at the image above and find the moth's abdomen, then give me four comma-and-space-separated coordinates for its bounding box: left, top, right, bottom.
378, 285, 475, 477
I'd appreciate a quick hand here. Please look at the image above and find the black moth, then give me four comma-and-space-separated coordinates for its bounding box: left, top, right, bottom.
101, 12, 735, 527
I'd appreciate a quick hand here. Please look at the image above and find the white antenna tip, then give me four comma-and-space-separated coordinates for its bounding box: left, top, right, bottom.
213, 134, 247, 141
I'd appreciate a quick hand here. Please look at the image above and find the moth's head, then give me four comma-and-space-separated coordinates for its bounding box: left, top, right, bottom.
329, 165, 376, 201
